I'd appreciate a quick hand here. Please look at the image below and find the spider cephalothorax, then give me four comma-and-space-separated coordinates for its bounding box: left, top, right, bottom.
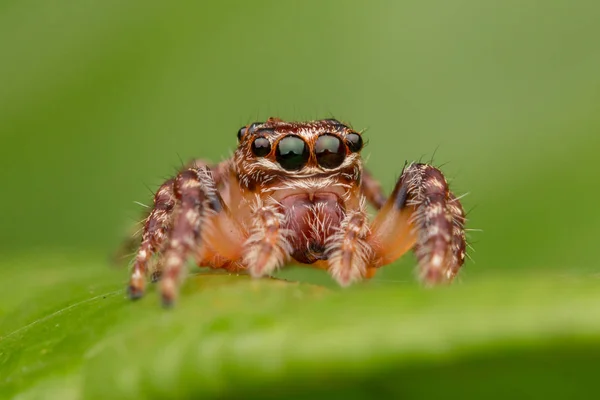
235, 118, 362, 192
234, 118, 366, 264
125, 117, 467, 306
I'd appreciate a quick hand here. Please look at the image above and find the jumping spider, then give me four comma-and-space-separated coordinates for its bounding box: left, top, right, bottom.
127, 118, 467, 306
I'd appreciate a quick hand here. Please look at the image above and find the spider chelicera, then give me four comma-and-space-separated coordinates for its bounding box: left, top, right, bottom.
125, 118, 467, 306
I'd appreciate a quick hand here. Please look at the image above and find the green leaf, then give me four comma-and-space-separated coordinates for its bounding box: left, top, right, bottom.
2, 254, 600, 399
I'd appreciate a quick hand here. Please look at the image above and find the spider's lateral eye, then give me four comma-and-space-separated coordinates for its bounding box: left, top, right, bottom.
251, 137, 271, 157
346, 132, 363, 152
238, 122, 264, 141
237, 127, 247, 141
315, 134, 345, 169
249, 122, 263, 131
276, 135, 309, 171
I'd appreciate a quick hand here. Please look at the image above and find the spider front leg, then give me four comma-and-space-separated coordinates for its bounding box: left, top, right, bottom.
129, 165, 239, 306
368, 163, 466, 284
321, 166, 388, 286
128, 178, 175, 299
326, 207, 373, 286
115, 159, 216, 266
243, 202, 291, 278
158, 168, 216, 306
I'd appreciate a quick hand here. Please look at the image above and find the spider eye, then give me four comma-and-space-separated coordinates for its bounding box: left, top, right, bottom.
237, 127, 246, 141
315, 134, 345, 169
238, 122, 264, 141
276, 136, 309, 171
346, 132, 363, 152
249, 122, 263, 131
251, 137, 271, 157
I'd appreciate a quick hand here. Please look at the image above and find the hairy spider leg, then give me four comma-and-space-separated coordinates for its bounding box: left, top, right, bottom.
118, 159, 214, 269
360, 167, 387, 210
315, 167, 385, 284
128, 178, 175, 299
159, 166, 248, 306
159, 168, 208, 305
325, 205, 372, 286
129, 162, 247, 306
127, 160, 218, 297
366, 163, 466, 284
243, 202, 292, 277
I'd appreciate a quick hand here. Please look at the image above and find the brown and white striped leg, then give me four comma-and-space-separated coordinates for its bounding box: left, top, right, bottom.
159, 167, 226, 306
427, 191, 466, 282
368, 163, 466, 284
127, 159, 235, 300
128, 179, 175, 299
116, 159, 216, 267
243, 204, 291, 278
326, 207, 372, 286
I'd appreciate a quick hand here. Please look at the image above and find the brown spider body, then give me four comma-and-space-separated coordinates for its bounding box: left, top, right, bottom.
126, 117, 467, 306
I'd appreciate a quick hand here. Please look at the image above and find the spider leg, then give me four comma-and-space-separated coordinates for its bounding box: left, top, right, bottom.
128, 179, 176, 299
326, 207, 372, 286
367, 163, 466, 284
360, 167, 387, 210
115, 159, 214, 266
128, 161, 246, 306
158, 167, 230, 306
243, 203, 291, 278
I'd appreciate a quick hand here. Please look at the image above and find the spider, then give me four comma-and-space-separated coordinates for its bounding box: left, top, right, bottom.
126, 117, 467, 306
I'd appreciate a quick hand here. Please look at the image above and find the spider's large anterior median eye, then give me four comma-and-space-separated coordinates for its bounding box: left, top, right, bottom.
346, 132, 363, 152
315, 134, 345, 169
276, 135, 309, 171
251, 137, 271, 157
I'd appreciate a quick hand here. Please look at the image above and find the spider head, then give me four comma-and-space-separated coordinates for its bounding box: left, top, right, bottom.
234, 117, 364, 190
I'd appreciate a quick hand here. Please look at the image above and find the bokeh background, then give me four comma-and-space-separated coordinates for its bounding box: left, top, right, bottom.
2, 0, 599, 281
2, 0, 600, 397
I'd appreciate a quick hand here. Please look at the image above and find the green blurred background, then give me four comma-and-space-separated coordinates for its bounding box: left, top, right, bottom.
1, 0, 600, 285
